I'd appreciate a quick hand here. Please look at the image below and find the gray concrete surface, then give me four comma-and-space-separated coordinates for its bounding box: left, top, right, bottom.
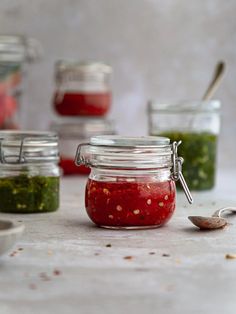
0, 169, 236, 314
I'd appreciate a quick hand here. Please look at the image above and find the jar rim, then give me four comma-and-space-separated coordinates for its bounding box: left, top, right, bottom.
75, 136, 173, 170
90, 135, 170, 147
148, 99, 221, 113
55, 60, 112, 74
51, 119, 115, 139
0, 130, 59, 164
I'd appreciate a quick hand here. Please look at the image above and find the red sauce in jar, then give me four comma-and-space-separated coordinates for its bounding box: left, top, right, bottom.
85, 179, 176, 228
53, 91, 111, 116
60, 158, 90, 175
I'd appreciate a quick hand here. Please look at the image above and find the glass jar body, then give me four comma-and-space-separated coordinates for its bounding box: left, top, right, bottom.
0, 35, 42, 129
85, 168, 176, 229
51, 119, 116, 175
0, 63, 22, 130
53, 62, 112, 117
0, 163, 60, 213
148, 100, 221, 190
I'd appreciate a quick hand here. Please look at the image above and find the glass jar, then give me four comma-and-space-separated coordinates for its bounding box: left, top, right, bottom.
0, 35, 42, 129
53, 61, 112, 116
0, 131, 60, 213
75, 135, 192, 229
51, 118, 116, 175
148, 100, 221, 190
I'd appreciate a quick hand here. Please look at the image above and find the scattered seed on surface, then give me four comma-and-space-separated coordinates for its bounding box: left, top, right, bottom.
39, 272, 50, 281
158, 202, 164, 207
106, 244, 112, 247
225, 254, 236, 259
53, 269, 61, 276
94, 252, 100, 256
149, 252, 155, 255
133, 209, 140, 215
29, 283, 37, 290
18, 247, 24, 251
147, 199, 152, 205
116, 205, 123, 211
124, 256, 133, 260
162, 253, 170, 257
9, 251, 17, 257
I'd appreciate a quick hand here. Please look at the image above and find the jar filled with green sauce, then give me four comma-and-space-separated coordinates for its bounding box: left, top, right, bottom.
0, 131, 60, 213
148, 100, 221, 190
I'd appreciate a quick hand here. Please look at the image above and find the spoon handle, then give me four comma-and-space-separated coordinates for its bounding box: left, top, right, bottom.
212, 207, 236, 218
202, 61, 225, 101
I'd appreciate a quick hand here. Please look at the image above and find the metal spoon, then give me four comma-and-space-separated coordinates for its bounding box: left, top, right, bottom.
188, 207, 236, 230
202, 61, 225, 100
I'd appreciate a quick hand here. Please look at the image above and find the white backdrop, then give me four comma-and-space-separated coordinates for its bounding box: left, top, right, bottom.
0, 0, 236, 168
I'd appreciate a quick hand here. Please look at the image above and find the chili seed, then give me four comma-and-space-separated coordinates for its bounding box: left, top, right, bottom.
103, 188, 110, 195
164, 195, 169, 200
133, 209, 140, 215
147, 199, 152, 205
116, 205, 123, 211
158, 202, 164, 207
108, 215, 114, 219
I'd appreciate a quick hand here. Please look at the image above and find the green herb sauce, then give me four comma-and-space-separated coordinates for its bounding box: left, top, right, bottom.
0, 175, 59, 213
158, 131, 217, 190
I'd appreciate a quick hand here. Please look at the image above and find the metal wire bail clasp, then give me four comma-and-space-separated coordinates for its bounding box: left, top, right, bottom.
171, 141, 193, 204
74, 143, 91, 167
0, 137, 25, 164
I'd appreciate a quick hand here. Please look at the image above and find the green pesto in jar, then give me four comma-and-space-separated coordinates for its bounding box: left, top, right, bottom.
0, 175, 59, 213
158, 131, 217, 190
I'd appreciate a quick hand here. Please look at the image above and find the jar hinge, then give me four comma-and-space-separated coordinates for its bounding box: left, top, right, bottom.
0, 138, 25, 164
75, 143, 91, 167
171, 141, 193, 204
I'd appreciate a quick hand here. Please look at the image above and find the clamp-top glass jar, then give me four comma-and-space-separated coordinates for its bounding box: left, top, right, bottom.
0, 131, 60, 213
75, 135, 192, 229
53, 61, 112, 116
148, 100, 221, 190
51, 118, 116, 175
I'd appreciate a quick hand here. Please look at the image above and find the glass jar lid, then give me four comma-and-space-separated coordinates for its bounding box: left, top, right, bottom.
148, 100, 221, 113
0, 35, 42, 63
0, 131, 59, 164
76, 135, 172, 170
55, 60, 112, 84
51, 118, 116, 139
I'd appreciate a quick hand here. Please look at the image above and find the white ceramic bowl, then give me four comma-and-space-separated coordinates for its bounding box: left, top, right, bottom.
0, 220, 25, 257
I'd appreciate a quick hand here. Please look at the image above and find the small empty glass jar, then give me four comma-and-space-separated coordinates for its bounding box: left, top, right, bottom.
75, 135, 192, 229
148, 100, 221, 190
51, 118, 116, 175
0, 131, 60, 213
53, 61, 112, 116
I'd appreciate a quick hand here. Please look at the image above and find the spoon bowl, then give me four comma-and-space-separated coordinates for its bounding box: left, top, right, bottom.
188, 207, 236, 230
188, 215, 227, 230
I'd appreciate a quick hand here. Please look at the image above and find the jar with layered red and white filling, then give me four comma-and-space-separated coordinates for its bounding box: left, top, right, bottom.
53, 61, 112, 117
75, 135, 192, 229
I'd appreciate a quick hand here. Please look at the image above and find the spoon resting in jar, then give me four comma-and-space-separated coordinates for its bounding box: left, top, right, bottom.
188, 207, 236, 230
202, 61, 225, 100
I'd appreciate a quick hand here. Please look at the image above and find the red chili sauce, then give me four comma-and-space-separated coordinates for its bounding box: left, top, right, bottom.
60, 158, 90, 175
53, 91, 111, 116
85, 179, 176, 228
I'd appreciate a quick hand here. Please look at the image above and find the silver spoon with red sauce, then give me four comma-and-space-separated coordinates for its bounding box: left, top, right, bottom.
188, 207, 236, 230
